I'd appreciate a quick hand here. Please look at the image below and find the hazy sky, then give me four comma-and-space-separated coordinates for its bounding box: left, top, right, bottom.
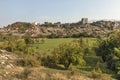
0, 0, 120, 27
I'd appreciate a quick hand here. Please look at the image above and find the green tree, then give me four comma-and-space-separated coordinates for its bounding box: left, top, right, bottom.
24, 36, 34, 44
16, 40, 26, 51
115, 61, 120, 72
52, 42, 86, 69
6, 41, 16, 52
97, 30, 120, 71
24, 47, 35, 54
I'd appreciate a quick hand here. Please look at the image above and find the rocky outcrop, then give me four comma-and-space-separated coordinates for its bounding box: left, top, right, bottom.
0, 49, 18, 69
0, 21, 120, 38
0, 49, 23, 80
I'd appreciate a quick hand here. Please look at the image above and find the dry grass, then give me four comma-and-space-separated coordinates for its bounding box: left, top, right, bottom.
17, 67, 94, 80
0, 66, 113, 80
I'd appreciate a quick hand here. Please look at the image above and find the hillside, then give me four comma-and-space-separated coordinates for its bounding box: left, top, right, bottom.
0, 20, 120, 38
0, 32, 119, 80
0, 49, 113, 80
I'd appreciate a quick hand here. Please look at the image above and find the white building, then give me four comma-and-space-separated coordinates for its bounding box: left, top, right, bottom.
32, 21, 38, 26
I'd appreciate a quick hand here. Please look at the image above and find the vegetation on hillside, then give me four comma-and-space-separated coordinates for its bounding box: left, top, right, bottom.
1, 20, 118, 38
96, 30, 120, 79
1, 30, 120, 79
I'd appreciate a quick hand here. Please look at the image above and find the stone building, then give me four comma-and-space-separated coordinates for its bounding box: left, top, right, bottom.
81, 18, 88, 24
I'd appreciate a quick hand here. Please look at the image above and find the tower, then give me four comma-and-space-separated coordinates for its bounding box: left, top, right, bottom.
81, 18, 88, 24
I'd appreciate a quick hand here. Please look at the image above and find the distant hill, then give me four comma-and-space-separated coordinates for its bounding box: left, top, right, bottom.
0, 20, 120, 38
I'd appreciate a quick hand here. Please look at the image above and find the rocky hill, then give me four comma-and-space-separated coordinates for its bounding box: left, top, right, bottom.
0, 20, 120, 38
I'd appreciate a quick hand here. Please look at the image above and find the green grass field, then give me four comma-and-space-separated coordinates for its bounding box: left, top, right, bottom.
0, 38, 98, 53
33, 38, 75, 53
33, 38, 97, 53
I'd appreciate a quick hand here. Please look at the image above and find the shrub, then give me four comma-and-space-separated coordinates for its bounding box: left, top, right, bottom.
90, 70, 102, 79
96, 30, 120, 71
16, 68, 31, 79
17, 55, 40, 67
41, 55, 56, 67
116, 71, 120, 80
47, 33, 59, 38
84, 56, 103, 67
52, 42, 86, 69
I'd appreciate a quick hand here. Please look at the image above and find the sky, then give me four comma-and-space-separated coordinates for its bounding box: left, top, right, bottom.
0, 0, 120, 27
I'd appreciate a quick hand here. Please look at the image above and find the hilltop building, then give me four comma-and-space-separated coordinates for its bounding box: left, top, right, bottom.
32, 21, 38, 26
81, 18, 88, 24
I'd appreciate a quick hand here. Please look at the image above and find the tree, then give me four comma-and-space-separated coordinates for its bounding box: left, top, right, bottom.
115, 61, 120, 72
47, 33, 58, 38
6, 41, 16, 52
24, 47, 35, 54
16, 40, 26, 51
24, 36, 34, 44
97, 30, 120, 71
52, 42, 86, 69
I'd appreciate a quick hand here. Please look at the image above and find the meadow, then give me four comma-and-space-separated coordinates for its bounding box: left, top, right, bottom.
33, 38, 98, 53
0, 37, 117, 79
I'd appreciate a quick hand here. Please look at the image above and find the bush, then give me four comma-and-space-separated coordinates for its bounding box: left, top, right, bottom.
41, 55, 56, 68
96, 30, 120, 71
116, 71, 120, 79
16, 68, 31, 79
84, 56, 103, 67
17, 55, 40, 67
90, 70, 102, 79
52, 42, 86, 69
47, 33, 59, 38
24, 36, 34, 44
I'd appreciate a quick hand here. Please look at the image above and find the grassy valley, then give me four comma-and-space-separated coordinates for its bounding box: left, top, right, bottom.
0, 21, 120, 80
